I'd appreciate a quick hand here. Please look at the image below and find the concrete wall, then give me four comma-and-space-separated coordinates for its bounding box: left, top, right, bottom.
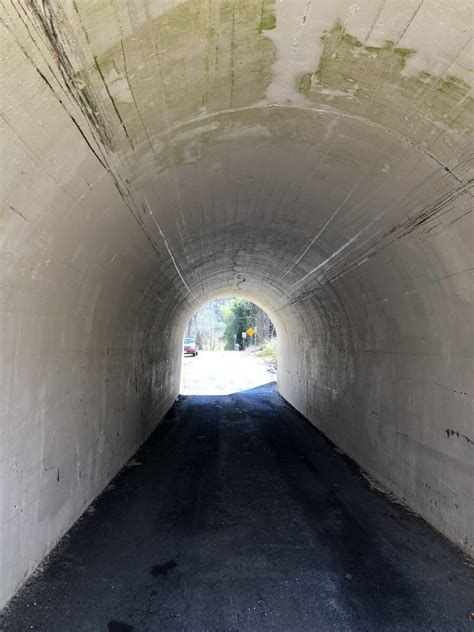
1, 0, 472, 608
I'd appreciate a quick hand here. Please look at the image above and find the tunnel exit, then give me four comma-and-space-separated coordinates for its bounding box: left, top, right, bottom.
180, 297, 277, 395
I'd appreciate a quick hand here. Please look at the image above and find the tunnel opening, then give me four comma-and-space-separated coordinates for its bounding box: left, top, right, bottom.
180, 297, 278, 395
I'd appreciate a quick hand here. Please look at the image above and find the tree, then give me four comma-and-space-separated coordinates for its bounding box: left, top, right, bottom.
186, 298, 228, 349
186, 297, 276, 351
221, 298, 275, 350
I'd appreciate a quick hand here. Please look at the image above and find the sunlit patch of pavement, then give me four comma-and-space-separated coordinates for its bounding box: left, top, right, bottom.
180, 350, 276, 395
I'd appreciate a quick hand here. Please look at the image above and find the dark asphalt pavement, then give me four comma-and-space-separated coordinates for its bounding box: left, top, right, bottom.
1, 384, 473, 631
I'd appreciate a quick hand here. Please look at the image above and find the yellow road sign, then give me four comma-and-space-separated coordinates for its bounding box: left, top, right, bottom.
246, 327, 255, 336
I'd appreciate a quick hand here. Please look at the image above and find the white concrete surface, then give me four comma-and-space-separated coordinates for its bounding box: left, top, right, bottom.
180, 350, 276, 395
1, 0, 473, 608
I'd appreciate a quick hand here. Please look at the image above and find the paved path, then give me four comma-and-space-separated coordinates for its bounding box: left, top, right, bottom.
2, 385, 473, 631
180, 350, 275, 395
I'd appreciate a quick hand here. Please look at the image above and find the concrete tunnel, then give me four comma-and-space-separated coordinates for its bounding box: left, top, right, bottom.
1, 0, 473, 611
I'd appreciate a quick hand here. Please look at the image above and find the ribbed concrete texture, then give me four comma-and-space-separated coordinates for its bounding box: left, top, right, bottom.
1, 0, 473, 609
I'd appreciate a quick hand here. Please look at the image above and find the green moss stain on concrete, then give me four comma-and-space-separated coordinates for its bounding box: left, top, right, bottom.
298, 21, 473, 157
341, 32, 363, 49
258, 0, 277, 33
90, 0, 276, 154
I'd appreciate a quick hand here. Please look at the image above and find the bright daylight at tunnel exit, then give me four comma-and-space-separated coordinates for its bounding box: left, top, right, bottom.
0, 0, 473, 630
180, 298, 277, 395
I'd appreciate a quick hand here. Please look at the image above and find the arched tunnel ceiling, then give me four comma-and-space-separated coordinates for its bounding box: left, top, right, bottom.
0, 0, 473, 608
2, 0, 472, 323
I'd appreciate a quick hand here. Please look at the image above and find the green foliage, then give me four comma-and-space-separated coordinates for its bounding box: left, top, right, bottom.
222, 298, 255, 350
186, 296, 276, 351
257, 338, 277, 367
186, 298, 228, 349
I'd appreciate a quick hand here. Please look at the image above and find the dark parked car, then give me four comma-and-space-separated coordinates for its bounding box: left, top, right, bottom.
183, 337, 199, 356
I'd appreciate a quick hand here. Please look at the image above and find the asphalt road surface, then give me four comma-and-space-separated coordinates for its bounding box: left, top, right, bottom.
1, 384, 473, 631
